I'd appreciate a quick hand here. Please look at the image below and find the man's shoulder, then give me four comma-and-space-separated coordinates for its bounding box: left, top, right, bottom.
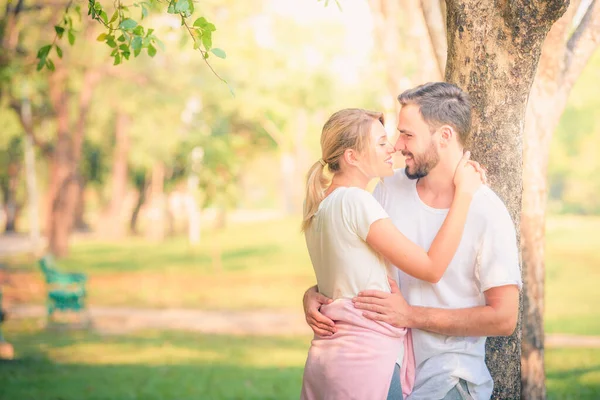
380, 168, 413, 189
373, 168, 413, 202
472, 186, 514, 224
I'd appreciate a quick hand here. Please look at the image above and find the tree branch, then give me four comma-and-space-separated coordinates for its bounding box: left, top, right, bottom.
9, 99, 53, 156
563, 0, 600, 90
421, 0, 447, 78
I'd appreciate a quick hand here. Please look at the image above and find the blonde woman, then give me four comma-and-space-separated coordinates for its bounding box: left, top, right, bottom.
300, 108, 484, 400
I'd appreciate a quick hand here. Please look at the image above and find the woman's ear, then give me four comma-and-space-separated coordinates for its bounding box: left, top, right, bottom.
343, 148, 360, 166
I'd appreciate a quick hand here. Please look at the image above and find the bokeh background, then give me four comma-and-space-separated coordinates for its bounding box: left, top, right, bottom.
1, 0, 599, 399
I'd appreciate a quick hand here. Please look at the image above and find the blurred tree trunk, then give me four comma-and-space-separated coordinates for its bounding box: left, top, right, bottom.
130, 173, 148, 235
0, 141, 23, 233
145, 162, 166, 241
72, 179, 89, 232
100, 112, 131, 238
445, 1, 568, 398
521, 1, 600, 398
46, 61, 102, 257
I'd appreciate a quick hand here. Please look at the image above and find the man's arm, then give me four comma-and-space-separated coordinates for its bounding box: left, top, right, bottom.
303, 285, 337, 336
353, 277, 519, 337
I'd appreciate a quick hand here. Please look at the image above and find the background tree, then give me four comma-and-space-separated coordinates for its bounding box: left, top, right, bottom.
521, 1, 600, 397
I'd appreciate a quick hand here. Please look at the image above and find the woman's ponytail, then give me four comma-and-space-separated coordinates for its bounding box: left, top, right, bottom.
301, 160, 329, 232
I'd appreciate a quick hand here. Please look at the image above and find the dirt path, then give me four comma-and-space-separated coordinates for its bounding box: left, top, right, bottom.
6, 304, 600, 348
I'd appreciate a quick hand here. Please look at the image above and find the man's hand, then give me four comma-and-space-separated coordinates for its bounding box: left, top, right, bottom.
352, 277, 412, 328
303, 285, 336, 336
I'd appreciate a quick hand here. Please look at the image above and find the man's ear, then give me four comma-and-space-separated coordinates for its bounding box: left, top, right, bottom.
438, 125, 454, 148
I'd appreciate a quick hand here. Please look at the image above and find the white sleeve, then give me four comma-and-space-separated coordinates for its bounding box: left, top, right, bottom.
342, 188, 389, 241
478, 206, 522, 292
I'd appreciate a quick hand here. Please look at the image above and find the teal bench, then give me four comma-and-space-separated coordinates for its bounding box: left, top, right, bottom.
39, 256, 88, 322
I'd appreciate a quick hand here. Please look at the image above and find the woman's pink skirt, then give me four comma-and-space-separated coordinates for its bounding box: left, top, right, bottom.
301, 299, 415, 400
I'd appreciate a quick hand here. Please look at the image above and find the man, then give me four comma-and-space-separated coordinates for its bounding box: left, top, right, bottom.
303, 82, 521, 400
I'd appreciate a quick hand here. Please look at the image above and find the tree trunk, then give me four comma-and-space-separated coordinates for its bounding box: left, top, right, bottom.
1, 159, 21, 233
101, 112, 131, 238
145, 162, 166, 241
521, 2, 600, 398
46, 66, 76, 257
130, 175, 148, 235
72, 179, 89, 232
445, 1, 568, 398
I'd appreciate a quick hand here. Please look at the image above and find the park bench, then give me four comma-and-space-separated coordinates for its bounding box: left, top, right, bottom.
38, 255, 88, 323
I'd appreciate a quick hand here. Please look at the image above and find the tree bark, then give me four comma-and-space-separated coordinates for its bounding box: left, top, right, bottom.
521, 1, 600, 398
445, 1, 568, 398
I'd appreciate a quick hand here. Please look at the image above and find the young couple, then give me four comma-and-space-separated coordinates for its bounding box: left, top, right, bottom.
299, 82, 521, 400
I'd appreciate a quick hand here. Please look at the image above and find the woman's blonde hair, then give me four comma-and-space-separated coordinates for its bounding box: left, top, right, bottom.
301, 108, 385, 232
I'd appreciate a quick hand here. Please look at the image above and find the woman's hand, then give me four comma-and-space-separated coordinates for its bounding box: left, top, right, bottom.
453, 151, 486, 196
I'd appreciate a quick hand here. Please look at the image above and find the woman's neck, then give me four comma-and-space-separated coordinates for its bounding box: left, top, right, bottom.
328, 171, 369, 193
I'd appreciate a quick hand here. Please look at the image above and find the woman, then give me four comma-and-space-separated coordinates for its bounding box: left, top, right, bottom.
300, 109, 483, 400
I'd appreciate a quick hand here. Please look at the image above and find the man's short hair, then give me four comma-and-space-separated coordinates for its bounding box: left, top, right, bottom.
398, 82, 472, 146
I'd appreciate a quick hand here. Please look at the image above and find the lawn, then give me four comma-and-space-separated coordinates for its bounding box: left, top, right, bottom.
3, 215, 600, 335
0, 318, 598, 399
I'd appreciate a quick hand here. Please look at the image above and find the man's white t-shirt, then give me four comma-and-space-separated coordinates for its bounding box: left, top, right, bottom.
373, 169, 522, 400
305, 187, 393, 300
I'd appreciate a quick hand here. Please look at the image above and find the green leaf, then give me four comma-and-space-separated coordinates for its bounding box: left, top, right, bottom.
193, 38, 201, 50
147, 44, 156, 57
146, 28, 154, 37
167, 0, 176, 14
55, 45, 63, 58
97, 33, 107, 41
174, 0, 193, 16
210, 48, 226, 59
109, 11, 119, 24
106, 38, 117, 48
54, 26, 65, 38
205, 22, 216, 33
119, 44, 129, 52
37, 45, 52, 59
101, 11, 108, 24
201, 33, 212, 50
114, 53, 121, 65
93, 1, 102, 11
131, 36, 143, 51
141, 5, 148, 18
119, 18, 138, 30
133, 25, 144, 36
45, 59, 55, 71
36, 58, 45, 71
118, 34, 126, 42
154, 37, 165, 51
68, 30, 76, 45
122, 51, 130, 60
193, 17, 207, 28
133, 46, 142, 57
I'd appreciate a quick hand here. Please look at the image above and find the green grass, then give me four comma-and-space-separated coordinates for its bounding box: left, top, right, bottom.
0, 318, 598, 400
4, 215, 600, 334
0, 319, 310, 400
545, 216, 600, 335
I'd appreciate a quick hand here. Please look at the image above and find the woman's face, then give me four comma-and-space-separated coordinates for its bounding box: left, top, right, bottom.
359, 119, 395, 179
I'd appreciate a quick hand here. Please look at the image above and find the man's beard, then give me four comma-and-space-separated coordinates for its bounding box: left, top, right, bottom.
403, 143, 440, 180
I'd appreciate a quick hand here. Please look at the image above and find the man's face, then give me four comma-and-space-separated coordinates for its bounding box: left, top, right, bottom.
394, 104, 440, 180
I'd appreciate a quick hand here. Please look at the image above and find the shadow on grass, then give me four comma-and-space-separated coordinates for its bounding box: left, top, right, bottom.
0, 358, 304, 400
0, 320, 308, 400
546, 348, 600, 400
